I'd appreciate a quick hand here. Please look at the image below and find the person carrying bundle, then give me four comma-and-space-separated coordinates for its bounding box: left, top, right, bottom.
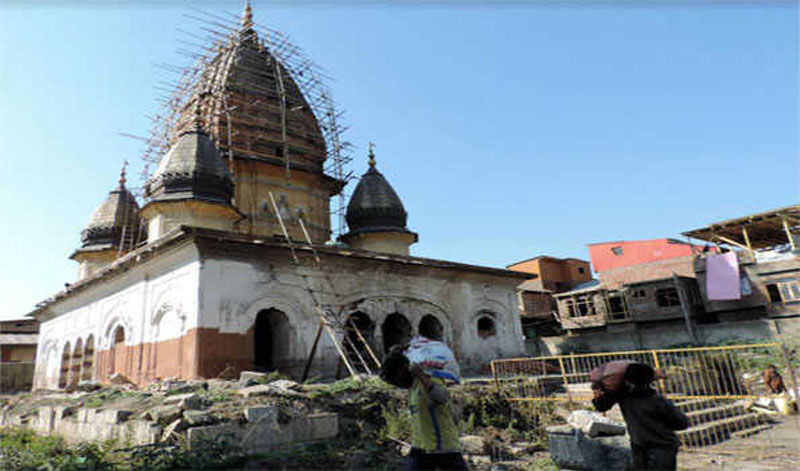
380, 337, 467, 471
591, 361, 689, 471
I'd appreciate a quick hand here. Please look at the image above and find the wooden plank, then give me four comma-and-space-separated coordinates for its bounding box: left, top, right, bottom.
781, 217, 797, 250
712, 234, 750, 251
301, 321, 324, 382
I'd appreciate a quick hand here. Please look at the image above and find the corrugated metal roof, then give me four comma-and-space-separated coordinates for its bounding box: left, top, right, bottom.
0, 334, 38, 345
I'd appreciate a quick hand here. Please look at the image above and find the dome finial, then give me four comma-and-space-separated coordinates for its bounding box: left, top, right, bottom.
368, 142, 376, 168
119, 160, 128, 187
242, 0, 254, 30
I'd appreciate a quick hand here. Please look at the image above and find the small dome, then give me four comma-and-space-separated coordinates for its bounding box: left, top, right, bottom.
345, 150, 410, 235
81, 172, 141, 250
145, 123, 233, 204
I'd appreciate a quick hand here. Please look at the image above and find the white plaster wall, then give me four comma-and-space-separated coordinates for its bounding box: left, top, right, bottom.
33, 244, 202, 390
200, 255, 526, 375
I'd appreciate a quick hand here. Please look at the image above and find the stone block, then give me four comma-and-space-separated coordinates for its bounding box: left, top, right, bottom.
163, 393, 202, 410
187, 423, 241, 451
460, 435, 486, 455
548, 428, 632, 471
568, 410, 626, 438
238, 384, 272, 398
37, 407, 55, 432
77, 380, 101, 392
183, 410, 216, 427
97, 409, 134, 424
244, 406, 278, 424
108, 373, 134, 385
54, 405, 76, 420
77, 408, 97, 423
127, 420, 162, 445
146, 405, 183, 424
239, 371, 270, 386
269, 379, 300, 391
309, 413, 338, 440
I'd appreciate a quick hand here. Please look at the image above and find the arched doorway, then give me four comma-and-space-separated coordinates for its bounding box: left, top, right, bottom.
58, 342, 71, 389
70, 339, 83, 387
82, 336, 95, 382
418, 315, 444, 341
253, 308, 291, 372
345, 312, 376, 367
381, 313, 412, 353
111, 326, 126, 376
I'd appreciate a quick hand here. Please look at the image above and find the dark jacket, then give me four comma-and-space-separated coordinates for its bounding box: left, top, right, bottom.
594, 386, 689, 448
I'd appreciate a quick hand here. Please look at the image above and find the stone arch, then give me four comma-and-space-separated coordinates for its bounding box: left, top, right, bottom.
418, 314, 444, 341
109, 326, 127, 376
82, 335, 95, 382
58, 342, 71, 389
381, 313, 413, 353
238, 294, 305, 335
70, 338, 84, 387
253, 308, 293, 372
151, 301, 186, 342
35, 336, 59, 390
102, 314, 134, 350
471, 299, 510, 338
343, 295, 454, 349
344, 311, 377, 365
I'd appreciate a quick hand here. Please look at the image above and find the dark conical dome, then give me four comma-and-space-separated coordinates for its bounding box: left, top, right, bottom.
145, 122, 234, 204
169, 2, 327, 174
81, 172, 141, 250
345, 151, 409, 235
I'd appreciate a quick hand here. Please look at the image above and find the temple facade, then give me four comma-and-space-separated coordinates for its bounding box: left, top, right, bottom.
31, 3, 527, 389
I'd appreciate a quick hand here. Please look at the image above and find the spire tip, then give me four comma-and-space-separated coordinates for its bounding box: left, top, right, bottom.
368, 142, 376, 168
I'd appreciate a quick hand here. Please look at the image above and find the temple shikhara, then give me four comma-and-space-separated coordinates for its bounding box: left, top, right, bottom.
31, 2, 528, 389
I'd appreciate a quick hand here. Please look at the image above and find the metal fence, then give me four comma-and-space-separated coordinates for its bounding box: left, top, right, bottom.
491, 342, 799, 449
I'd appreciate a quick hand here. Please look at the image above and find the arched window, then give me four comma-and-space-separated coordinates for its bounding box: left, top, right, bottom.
477, 313, 496, 338
110, 326, 126, 376
82, 336, 95, 382
70, 339, 83, 387
381, 313, 412, 353
58, 342, 71, 389
418, 315, 443, 341
253, 308, 291, 372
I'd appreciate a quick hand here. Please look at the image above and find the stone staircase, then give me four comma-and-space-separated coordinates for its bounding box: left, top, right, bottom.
675, 398, 776, 447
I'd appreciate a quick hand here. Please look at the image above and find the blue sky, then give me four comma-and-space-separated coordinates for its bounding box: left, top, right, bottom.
0, 1, 797, 320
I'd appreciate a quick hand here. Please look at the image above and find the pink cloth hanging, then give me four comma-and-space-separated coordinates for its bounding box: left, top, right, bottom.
706, 252, 741, 300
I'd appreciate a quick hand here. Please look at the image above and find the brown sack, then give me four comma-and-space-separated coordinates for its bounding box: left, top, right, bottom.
590, 360, 638, 394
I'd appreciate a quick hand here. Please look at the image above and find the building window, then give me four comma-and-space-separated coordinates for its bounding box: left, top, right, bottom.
569, 296, 595, 318
632, 289, 647, 299
477, 315, 496, 338
656, 288, 681, 307
578, 267, 586, 274
767, 279, 800, 304
607, 294, 629, 321
611, 246, 624, 256
766, 284, 781, 303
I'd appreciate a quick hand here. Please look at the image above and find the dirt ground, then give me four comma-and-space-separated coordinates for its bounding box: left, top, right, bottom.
679, 419, 800, 471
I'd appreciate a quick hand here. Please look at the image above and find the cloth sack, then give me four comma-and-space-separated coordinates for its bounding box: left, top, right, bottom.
405, 336, 461, 384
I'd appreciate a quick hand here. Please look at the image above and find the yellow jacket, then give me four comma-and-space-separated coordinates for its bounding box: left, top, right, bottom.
409, 377, 460, 453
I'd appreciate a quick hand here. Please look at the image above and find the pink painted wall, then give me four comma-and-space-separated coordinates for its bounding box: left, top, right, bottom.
588, 239, 707, 273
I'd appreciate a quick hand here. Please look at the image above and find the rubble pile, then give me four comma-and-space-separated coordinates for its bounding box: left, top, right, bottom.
0, 375, 561, 470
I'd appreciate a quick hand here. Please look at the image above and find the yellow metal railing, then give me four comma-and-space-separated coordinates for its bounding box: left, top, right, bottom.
491, 342, 798, 448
